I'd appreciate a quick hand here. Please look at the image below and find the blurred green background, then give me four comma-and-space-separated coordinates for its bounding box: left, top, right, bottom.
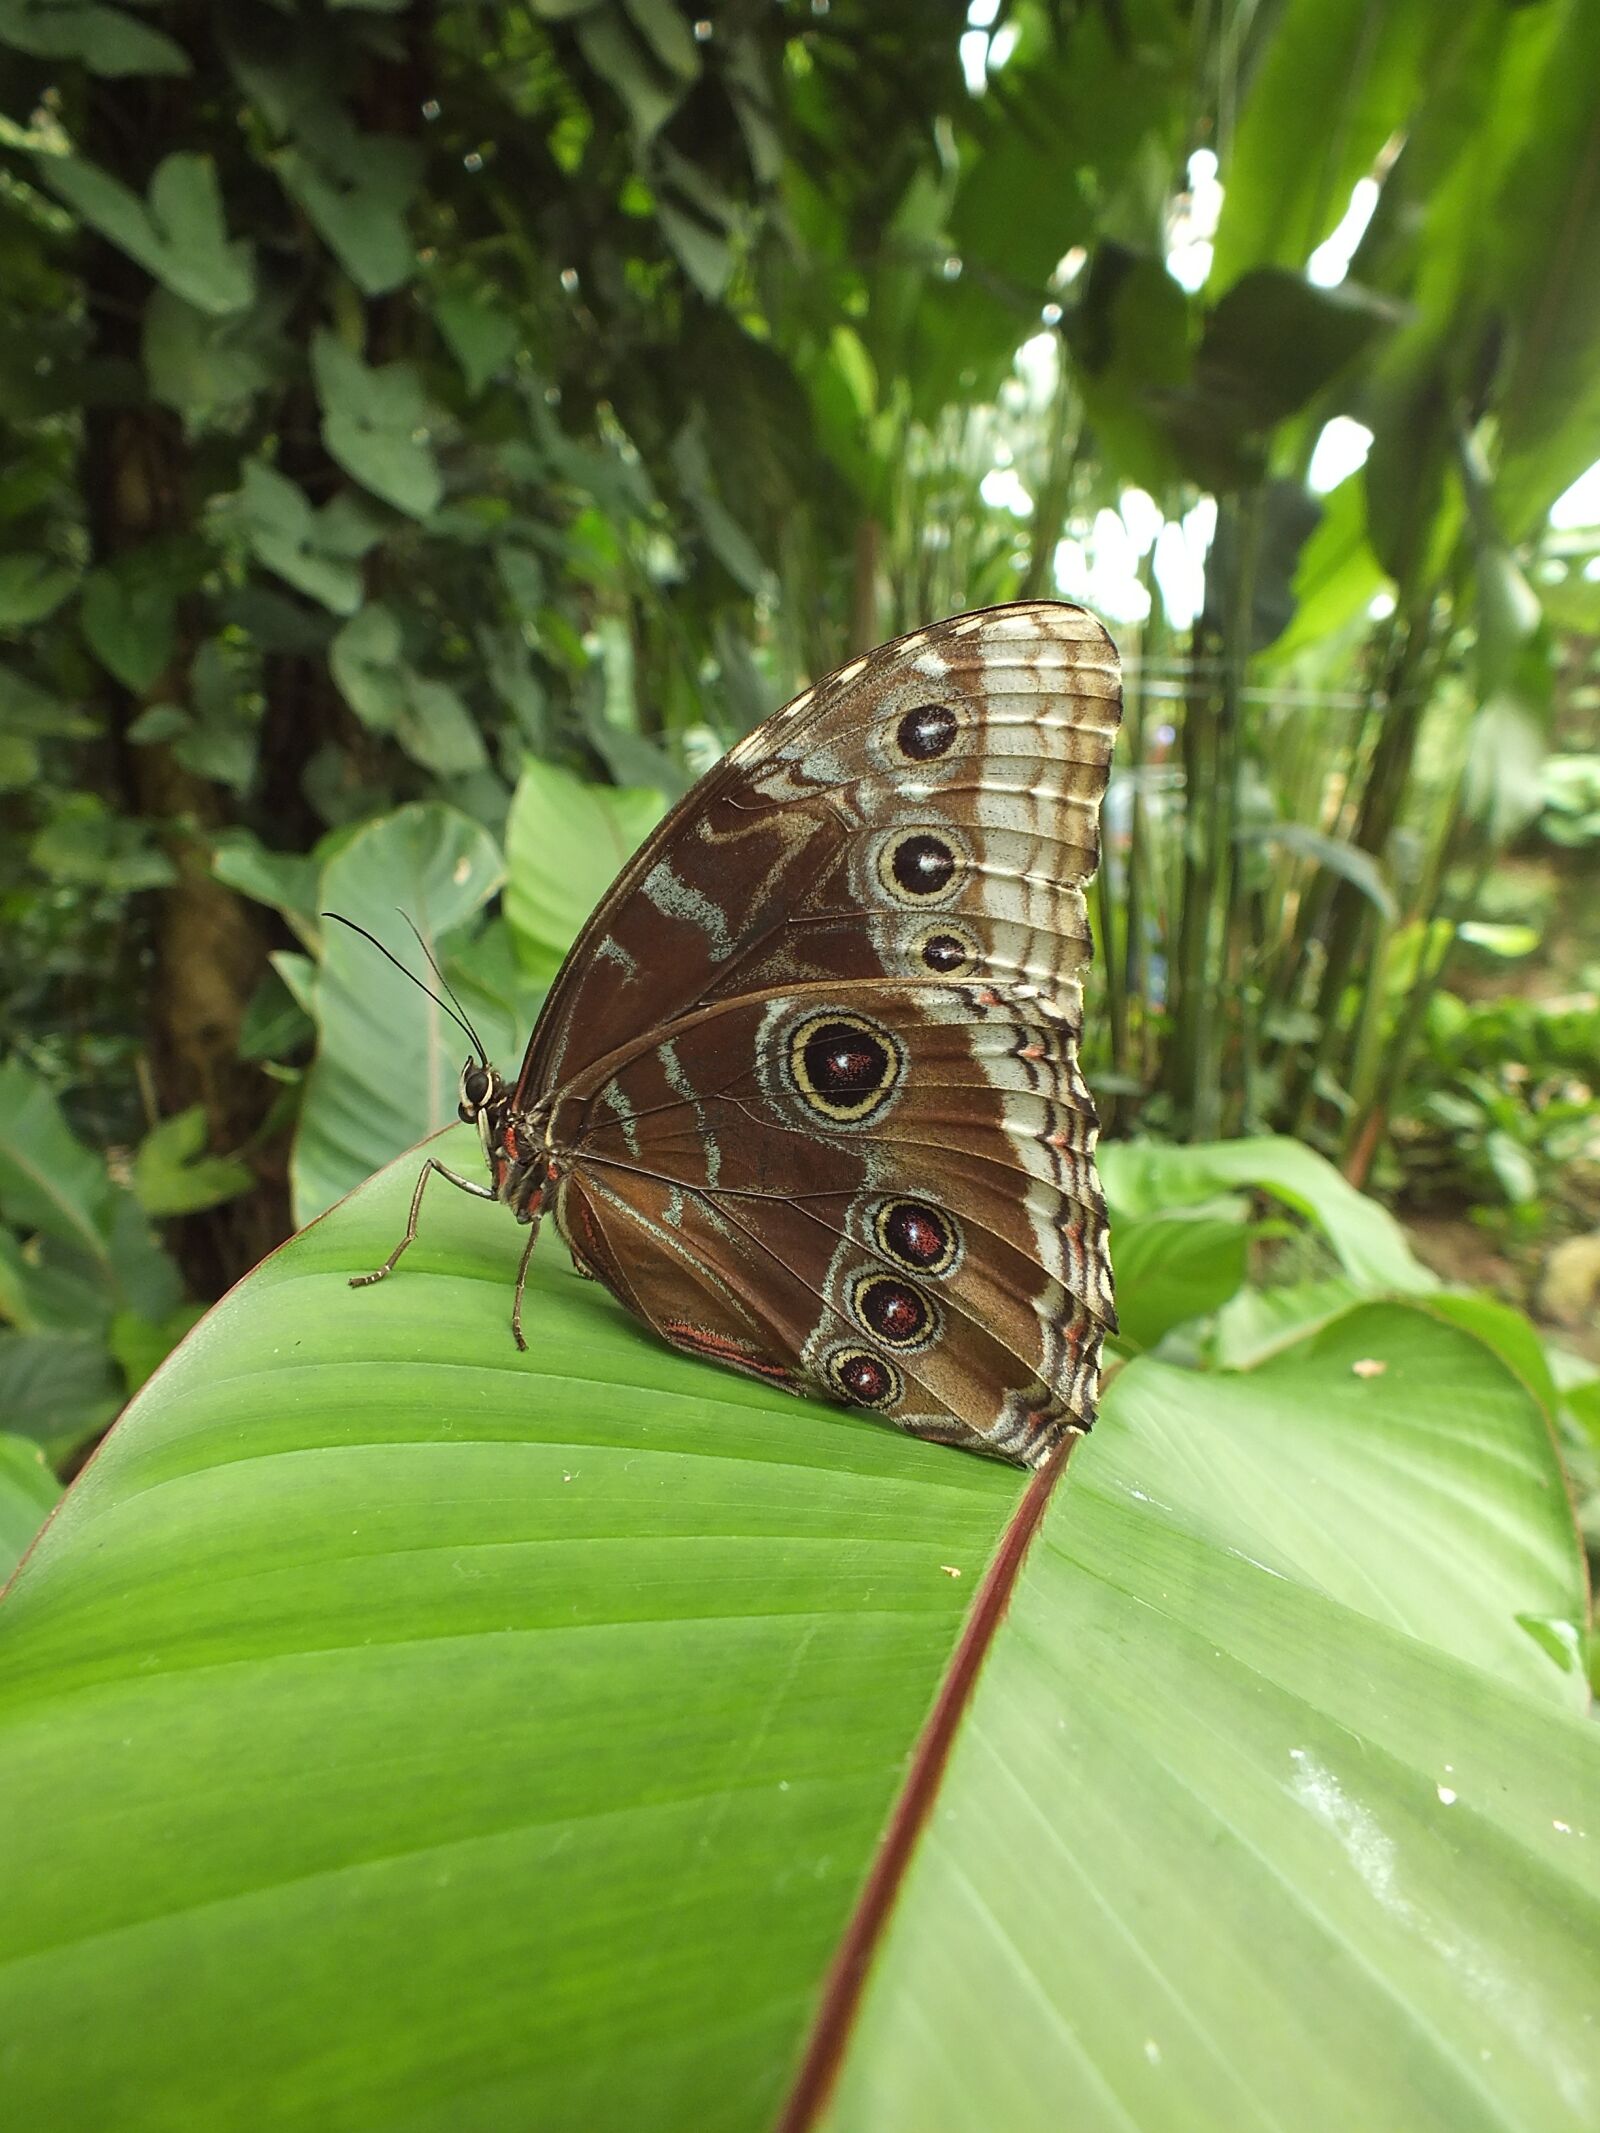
2, 0, 1598, 1468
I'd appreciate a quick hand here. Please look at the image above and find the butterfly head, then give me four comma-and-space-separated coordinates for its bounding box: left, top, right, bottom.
458, 1057, 509, 1158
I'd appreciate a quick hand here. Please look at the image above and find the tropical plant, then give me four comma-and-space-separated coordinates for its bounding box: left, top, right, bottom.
3, 1111, 1595, 2128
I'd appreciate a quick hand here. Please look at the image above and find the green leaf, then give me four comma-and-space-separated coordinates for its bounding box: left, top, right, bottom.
312, 332, 442, 520
433, 291, 519, 396
1269, 473, 1385, 661
42, 152, 253, 315
293, 806, 505, 1224
624, 0, 701, 82
106, 1302, 205, 1396
0, 733, 38, 788
226, 461, 382, 615
279, 131, 421, 298
329, 603, 405, 731
79, 557, 178, 692
131, 1107, 253, 1218
1211, 1274, 1367, 1368
576, 7, 686, 141
0, 1061, 114, 1266
1111, 1210, 1251, 1352
1484, 2, 1600, 538
826, 1305, 1596, 2129
1190, 268, 1394, 433
142, 288, 277, 435
1102, 1137, 1435, 1294
29, 794, 176, 891
395, 673, 487, 778
504, 757, 665, 982
1239, 822, 1398, 920
0, 1431, 59, 1581
0, 554, 76, 629
209, 829, 321, 945
657, 200, 733, 300
0, 664, 94, 739
0, 1228, 112, 1337
0, 1174, 1592, 2128
330, 605, 488, 775
1209, 0, 1443, 289
0, 0, 189, 77
0, 1328, 119, 1461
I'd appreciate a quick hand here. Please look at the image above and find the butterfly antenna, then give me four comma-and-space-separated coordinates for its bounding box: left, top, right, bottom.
322, 912, 488, 1064
395, 908, 490, 1068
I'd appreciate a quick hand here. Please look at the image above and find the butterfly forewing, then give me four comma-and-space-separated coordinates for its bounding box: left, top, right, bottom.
519, 602, 1120, 1467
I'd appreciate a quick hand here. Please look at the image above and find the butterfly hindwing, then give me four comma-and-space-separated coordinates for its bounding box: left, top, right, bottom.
521, 602, 1121, 1466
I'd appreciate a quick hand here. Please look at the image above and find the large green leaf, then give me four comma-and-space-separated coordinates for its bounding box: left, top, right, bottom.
292, 805, 504, 1223
1101, 1136, 1436, 1293
1209, 0, 1443, 290
504, 757, 666, 982
1481, 0, 1600, 538
0, 1143, 1592, 2130
824, 1313, 1595, 2131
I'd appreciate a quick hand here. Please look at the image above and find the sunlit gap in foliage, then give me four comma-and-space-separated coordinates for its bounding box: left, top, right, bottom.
1307, 418, 1375, 496
961, 0, 1018, 97
1167, 148, 1222, 293
1308, 178, 1380, 287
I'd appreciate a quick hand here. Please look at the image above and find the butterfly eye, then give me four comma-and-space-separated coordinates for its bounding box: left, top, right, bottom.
459, 1063, 491, 1119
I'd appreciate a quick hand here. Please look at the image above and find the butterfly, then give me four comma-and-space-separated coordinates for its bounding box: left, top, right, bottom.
338, 602, 1121, 1468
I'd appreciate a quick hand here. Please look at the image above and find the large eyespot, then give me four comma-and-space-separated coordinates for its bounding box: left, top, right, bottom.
876, 828, 965, 906
824, 1346, 903, 1411
785, 1011, 903, 1124
458, 1062, 491, 1120
873, 1198, 962, 1278
850, 1271, 938, 1351
912, 921, 982, 976
895, 703, 958, 761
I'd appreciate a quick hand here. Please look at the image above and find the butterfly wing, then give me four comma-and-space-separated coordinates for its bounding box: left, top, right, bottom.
528, 602, 1121, 1465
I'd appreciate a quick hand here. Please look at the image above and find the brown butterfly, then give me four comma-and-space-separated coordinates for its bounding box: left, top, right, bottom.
341, 602, 1121, 1467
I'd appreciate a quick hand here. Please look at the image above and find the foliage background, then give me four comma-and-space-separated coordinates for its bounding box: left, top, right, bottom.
2, 0, 1599, 1472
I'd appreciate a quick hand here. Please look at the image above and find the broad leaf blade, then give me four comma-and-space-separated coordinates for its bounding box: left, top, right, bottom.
0, 1135, 1017, 2128
822, 1307, 1599, 2133
292, 807, 504, 1222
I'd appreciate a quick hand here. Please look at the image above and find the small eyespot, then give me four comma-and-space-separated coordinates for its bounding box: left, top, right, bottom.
824, 1346, 903, 1411
876, 828, 964, 906
895, 703, 958, 761
850, 1271, 937, 1350
914, 922, 982, 976
873, 1199, 961, 1278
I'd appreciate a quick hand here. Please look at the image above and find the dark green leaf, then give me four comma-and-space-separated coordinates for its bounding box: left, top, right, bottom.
433, 291, 519, 396
43, 152, 253, 315
279, 132, 422, 298
0, 1329, 119, 1461
0, 555, 76, 629
312, 332, 443, 520
0, 0, 189, 77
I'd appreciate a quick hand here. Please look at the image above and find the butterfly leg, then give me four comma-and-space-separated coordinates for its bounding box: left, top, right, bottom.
350, 1159, 496, 1290
510, 1208, 544, 1352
